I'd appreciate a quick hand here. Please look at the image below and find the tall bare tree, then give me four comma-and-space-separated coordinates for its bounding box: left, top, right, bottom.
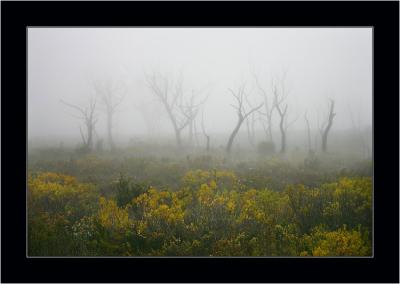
226, 84, 263, 154
61, 97, 98, 152
145, 71, 195, 148
275, 102, 288, 154
319, 99, 336, 153
94, 80, 125, 151
245, 111, 256, 147
184, 90, 207, 147
201, 109, 210, 152
252, 72, 276, 142
273, 76, 297, 154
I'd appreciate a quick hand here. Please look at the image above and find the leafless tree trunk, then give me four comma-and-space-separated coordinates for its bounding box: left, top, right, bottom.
201, 109, 210, 152
61, 98, 98, 152
320, 99, 336, 153
94, 80, 125, 151
245, 112, 256, 147
145, 72, 204, 148
226, 85, 263, 154
146, 72, 186, 147
273, 75, 297, 154
185, 91, 204, 147
252, 72, 275, 142
276, 103, 288, 154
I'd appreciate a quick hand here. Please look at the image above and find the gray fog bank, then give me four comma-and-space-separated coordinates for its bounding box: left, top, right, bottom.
28, 28, 372, 152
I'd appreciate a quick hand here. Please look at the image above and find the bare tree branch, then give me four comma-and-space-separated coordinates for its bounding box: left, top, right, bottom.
273, 73, 292, 154
61, 98, 97, 152
321, 99, 336, 153
201, 108, 210, 151
226, 85, 263, 154
145, 71, 207, 148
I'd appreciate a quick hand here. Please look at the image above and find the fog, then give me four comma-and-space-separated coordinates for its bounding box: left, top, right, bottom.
28, 28, 372, 152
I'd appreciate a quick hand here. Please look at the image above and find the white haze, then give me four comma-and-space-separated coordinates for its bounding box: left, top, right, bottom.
28, 28, 372, 148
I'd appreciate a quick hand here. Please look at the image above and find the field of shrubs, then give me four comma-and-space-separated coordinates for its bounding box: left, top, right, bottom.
28, 149, 372, 256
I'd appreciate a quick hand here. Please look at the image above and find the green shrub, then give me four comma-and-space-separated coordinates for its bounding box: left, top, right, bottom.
114, 174, 148, 207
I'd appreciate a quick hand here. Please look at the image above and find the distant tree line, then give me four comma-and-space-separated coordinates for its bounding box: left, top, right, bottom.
61, 70, 341, 156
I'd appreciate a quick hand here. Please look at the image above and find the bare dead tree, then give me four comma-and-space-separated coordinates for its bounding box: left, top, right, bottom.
275, 102, 288, 154
245, 111, 256, 147
201, 109, 210, 152
145, 71, 194, 148
61, 97, 98, 152
304, 111, 312, 153
273, 76, 298, 154
184, 90, 207, 147
252, 72, 276, 142
319, 99, 336, 153
94, 80, 125, 151
226, 84, 263, 154
315, 110, 323, 152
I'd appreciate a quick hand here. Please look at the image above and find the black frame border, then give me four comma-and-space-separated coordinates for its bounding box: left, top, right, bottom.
2, 1, 399, 283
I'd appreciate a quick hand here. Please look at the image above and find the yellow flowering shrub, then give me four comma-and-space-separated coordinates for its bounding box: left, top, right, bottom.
28, 172, 100, 256
182, 169, 238, 190
28, 172, 98, 221
197, 183, 214, 206
212, 232, 248, 256
28, 168, 372, 257
308, 226, 371, 256
98, 197, 131, 231
286, 177, 372, 234
131, 188, 185, 240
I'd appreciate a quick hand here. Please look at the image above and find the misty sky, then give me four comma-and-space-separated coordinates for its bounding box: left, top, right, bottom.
28, 28, 372, 144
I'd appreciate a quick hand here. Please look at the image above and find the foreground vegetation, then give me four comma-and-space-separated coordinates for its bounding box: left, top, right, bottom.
28, 149, 372, 256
